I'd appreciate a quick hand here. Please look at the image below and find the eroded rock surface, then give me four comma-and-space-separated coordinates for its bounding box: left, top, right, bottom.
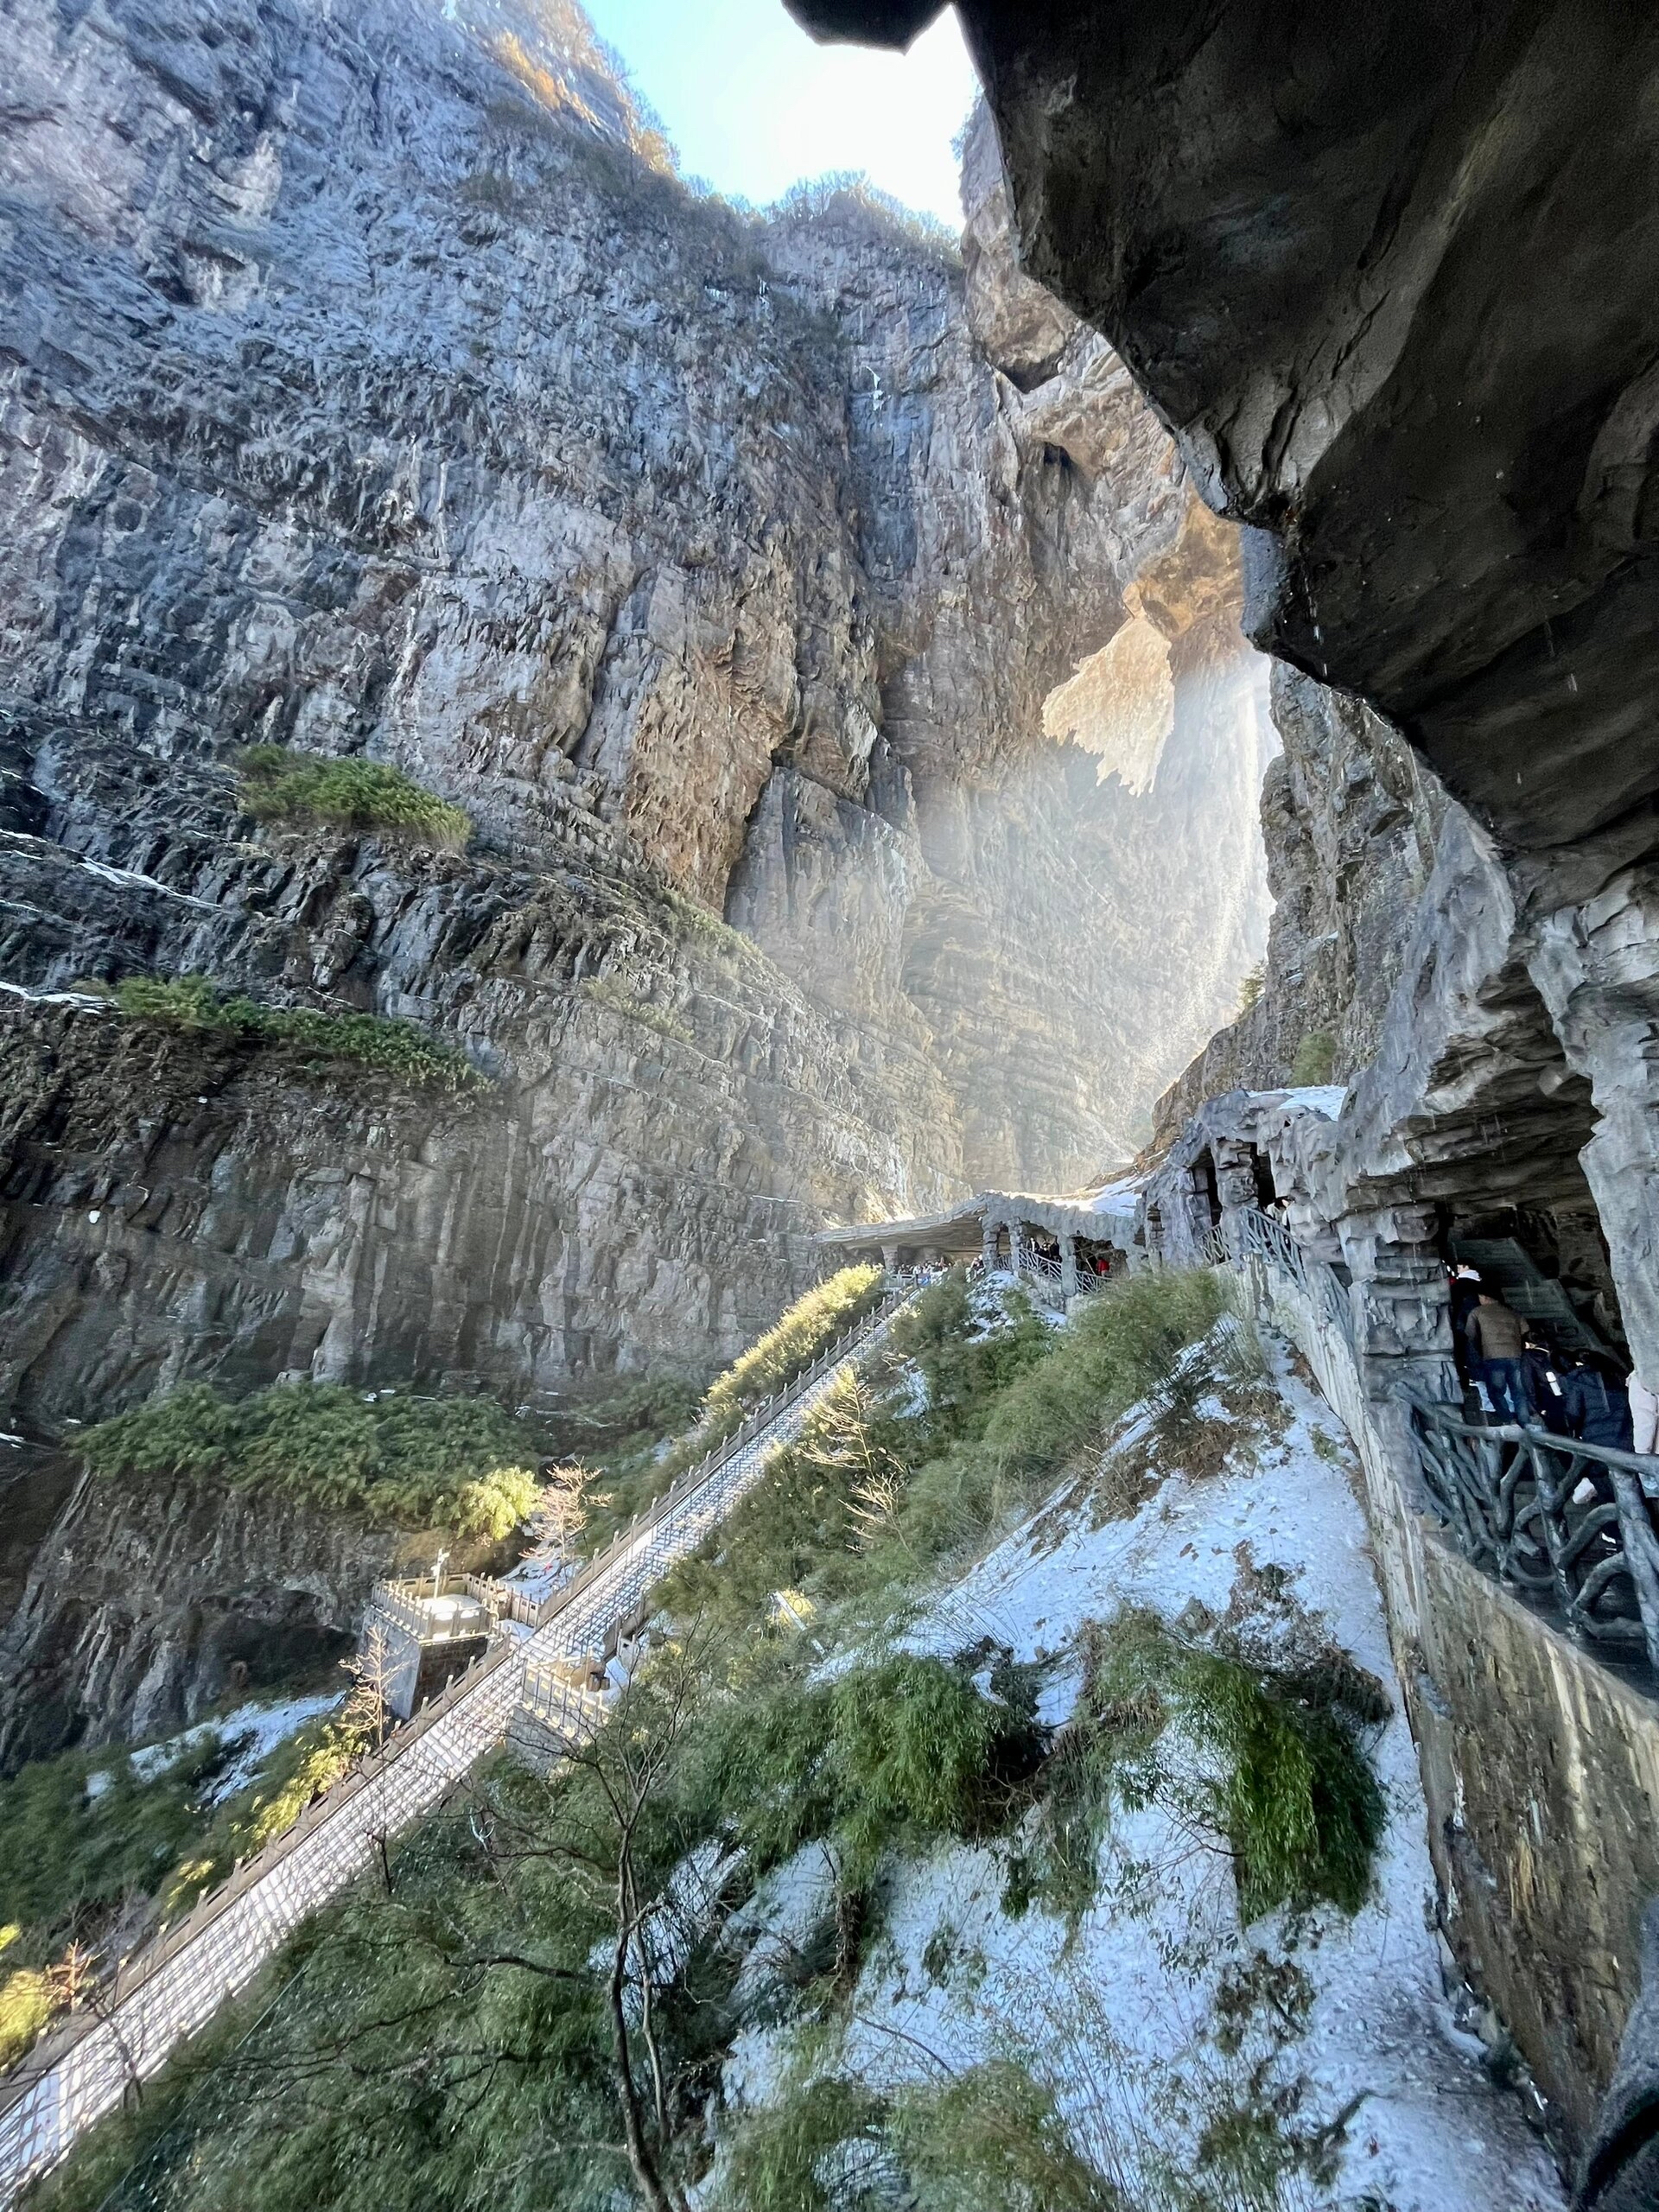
1153, 663, 1446, 1143
0, 11, 1271, 1428
0, 1466, 392, 1765
791, 0, 1659, 864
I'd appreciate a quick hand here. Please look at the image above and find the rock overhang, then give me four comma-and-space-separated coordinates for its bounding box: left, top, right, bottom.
785, 0, 1659, 868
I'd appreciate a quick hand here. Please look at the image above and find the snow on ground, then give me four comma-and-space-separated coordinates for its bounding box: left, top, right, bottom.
94, 1692, 345, 1805
0, 977, 111, 1011
722, 1332, 1566, 2211
504, 1554, 580, 1603
1271, 1084, 1348, 1120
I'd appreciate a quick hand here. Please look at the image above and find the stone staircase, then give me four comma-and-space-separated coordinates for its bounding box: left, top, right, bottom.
0, 1290, 912, 2204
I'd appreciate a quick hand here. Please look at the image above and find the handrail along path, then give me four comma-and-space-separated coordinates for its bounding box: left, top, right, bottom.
0, 1290, 913, 2202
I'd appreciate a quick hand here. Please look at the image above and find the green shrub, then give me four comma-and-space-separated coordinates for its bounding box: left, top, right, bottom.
660, 881, 768, 968
682, 1649, 1036, 1896
887, 1272, 1055, 1446
579, 1268, 888, 1548
823, 1654, 1011, 1883
164, 1705, 386, 1916
723, 2073, 893, 2212
580, 974, 695, 1046
897, 2059, 1121, 2212
108, 976, 480, 1090
1016, 1611, 1385, 1928
236, 747, 472, 849
701, 1266, 884, 1433
0, 1720, 340, 2069
80, 1382, 540, 1535
664, 1269, 1214, 1622
1186, 1639, 1384, 1922
547, 1374, 704, 1462
0, 1738, 232, 1965
1288, 1029, 1337, 1086
0, 1953, 57, 2070
978, 1268, 1228, 1495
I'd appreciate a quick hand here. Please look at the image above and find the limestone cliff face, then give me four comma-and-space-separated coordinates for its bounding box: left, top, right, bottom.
0, 0, 1270, 1438
728, 114, 1275, 1183
1152, 663, 1446, 1146
0, 1468, 393, 1767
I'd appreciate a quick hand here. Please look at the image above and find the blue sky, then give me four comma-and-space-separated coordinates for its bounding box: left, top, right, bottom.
581, 0, 981, 230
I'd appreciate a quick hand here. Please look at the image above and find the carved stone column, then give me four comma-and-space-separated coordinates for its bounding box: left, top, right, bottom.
1338, 1203, 1457, 1402
1213, 1135, 1262, 1261
1528, 861, 1659, 1385
1060, 1232, 1079, 1299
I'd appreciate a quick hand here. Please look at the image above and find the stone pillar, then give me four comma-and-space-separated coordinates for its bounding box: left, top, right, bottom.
1007, 1221, 1027, 1276
1338, 1204, 1457, 1403
982, 1217, 1000, 1273
1213, 1136, 1262, 1260
1182, 1166, 1217, 1255
1059, 1232, 1079, 1299
880, 1242, 900, 1276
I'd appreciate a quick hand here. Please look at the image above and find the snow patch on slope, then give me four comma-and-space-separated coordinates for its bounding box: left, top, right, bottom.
93, 1692, 345, 1806
721, 1340, 1565, 2211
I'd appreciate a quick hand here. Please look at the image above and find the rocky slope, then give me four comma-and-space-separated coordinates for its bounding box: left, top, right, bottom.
0, 8, 1271, 1436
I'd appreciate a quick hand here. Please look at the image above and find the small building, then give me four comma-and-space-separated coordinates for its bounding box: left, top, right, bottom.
363, 1578, 494, 1721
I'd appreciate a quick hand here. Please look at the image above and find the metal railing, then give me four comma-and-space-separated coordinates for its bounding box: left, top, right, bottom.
1229, 1206, 1357, 1354
1219, 1202, 1659, 1675
0, 1289, 913, 2203
1012, 1245, 1109, 1312
1408, 1402, 1659, 1671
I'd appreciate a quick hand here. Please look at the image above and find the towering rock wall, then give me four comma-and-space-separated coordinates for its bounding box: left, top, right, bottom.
0, 0, 1270, 1430
788, 0, 1659, 1391
1152, 662, 1446, 1145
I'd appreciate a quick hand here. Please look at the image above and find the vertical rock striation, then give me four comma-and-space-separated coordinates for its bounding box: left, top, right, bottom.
0, 0, 1271, 1430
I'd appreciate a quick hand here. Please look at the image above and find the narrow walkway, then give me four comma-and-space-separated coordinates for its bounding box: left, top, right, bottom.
0, 1295, 912, 2203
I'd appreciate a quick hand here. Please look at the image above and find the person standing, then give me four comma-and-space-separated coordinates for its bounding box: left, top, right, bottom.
1465, 1291, 1529, 1420
1522, 1335, 1569, 1434
1561, 1353, 1637, 1452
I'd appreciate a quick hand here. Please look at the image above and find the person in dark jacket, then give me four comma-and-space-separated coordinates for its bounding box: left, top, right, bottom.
1560, 1354, 1637, 1452
1466, 1293, 1529, 1419
1522, 1335, 1570, 1434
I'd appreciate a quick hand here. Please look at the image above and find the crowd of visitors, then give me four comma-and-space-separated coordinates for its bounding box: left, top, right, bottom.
1449, 1263, 1659, 1453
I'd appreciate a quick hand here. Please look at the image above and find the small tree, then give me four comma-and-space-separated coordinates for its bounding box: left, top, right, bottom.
466, 1636, 728, 2212
340, 1619, 394, 1756
809, 1371, 908, 1557
1288, 1029, 1337, 1086
520, 1461, 590, 1582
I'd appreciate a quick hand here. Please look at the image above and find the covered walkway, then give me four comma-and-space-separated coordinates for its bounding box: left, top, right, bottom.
819, 1179, 1138, 1306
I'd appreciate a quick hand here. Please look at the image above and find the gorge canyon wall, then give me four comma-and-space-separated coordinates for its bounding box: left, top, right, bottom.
0, 0, 1273, 1429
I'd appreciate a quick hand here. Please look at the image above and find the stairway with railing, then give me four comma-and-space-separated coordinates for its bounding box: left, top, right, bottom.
0, 1288, 914, 2204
